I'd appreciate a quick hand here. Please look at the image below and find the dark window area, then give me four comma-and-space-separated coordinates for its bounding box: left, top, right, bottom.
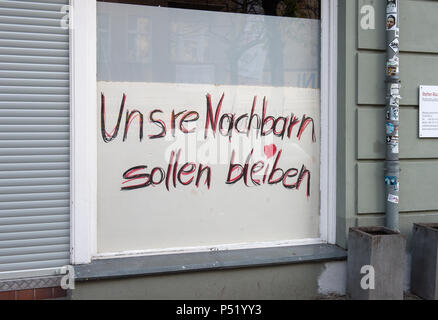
97, 0, 321, 19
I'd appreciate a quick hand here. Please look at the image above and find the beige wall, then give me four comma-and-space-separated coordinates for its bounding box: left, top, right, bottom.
336, 0, 438, 249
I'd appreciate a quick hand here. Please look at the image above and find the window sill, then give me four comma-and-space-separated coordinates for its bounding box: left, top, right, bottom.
74, 244, 347, 281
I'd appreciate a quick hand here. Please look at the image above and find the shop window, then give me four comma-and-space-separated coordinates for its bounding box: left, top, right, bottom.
95, 0, 324, 254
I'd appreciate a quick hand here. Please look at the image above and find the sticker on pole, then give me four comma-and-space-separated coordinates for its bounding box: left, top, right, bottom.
385, 176, 398, 186
388, 107, 399, 121
387, 0, 397, 14
386, 136, 399, 154
386, 14, 397, 31
388, 194, 399, 204
390, 96, 400, 107
389, 38, 399, 54
390, 83, 401, 98
386, 122, 395, 135
419, 86, 438, 138
385, 176, 399, 191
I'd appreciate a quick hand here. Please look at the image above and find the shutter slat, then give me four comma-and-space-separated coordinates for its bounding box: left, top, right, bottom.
0, 192, 69, 202
0, 47, 68, 57
0, 0, 70, 273
0, 78, 69, 89
0, 8, 65, 20
0, 169, 69, 178
0, 23, 68, 35
0, 101, 69, 109
0, 62, 68, 72
0, 236, 69, 249
0, 221, 69, 233
0, 207, 69, 217
0, 199, 70, 210
0, 186, 69, 197
0, 116, 68, 124
0, 215, 69, 225
0, 15, 65, 27
0, 109, 69, 117
0, 251, 69, 264
0, 70, 68, 79
0, 94, 69, 101
0, 154, 69, 163
0, 133, 69, 139
0, 86, 69, 94
0, 148, 70, 156
0, 31, 68, 42
0, 79, 68, 87
0, 54, 68, 64
0, 229, 69, 241
0, 258, 70, 272
0, 244, 69, 257
0, 39, 68, 49
0, 126, 70, 133
0, 1, 67, 13
0, 162, 69, 171
0, 140, 69, 147
0, 177, 69, 187
15, 0, 69, 3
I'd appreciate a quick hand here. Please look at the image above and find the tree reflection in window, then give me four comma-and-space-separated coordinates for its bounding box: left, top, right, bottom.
97, 0, 321, 19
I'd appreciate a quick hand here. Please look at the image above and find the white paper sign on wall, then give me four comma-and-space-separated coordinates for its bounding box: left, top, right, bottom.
97, 81, 321, 253
419, 86, 438, 138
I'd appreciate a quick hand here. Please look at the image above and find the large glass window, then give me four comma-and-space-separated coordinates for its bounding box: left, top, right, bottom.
96, 0, 322, 254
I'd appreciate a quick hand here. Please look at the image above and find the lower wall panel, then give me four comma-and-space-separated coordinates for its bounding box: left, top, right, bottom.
71, 262, 333, 300
357, 161, 438, 214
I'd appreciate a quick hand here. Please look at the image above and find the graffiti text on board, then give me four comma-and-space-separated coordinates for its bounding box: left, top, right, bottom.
100, 93, 316, 198
100, 93, 316, 143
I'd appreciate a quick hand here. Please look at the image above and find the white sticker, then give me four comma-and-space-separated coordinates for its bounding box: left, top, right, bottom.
387, 14, 397, 30
386, 136, 399, 153
390, 96, 400, 107
391, 143, 399, 154
389, 38, 399, 53
388, 194, 399, 204
391, 83, 401, 96
390, 106, 399, 121
389, 56, 399, 66
387, 0, 397, 14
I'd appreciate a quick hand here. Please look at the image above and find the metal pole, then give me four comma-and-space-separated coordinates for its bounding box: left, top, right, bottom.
385, 0, 401, 231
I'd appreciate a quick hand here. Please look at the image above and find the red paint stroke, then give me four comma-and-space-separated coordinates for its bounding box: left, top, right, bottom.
264, 144, 277, 159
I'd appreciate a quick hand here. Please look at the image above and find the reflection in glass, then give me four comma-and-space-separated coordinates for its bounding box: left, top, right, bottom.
98, 0, 320, 19
97, 1, 320, 88
127, 17, 151, 63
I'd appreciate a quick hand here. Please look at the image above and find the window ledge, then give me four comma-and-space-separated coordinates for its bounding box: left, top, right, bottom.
74, 244, 347, 281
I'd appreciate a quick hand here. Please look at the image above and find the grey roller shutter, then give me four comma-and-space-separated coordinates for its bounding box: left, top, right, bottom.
0, 0, 70, 273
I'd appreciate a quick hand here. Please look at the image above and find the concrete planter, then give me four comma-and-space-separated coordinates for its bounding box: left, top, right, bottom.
347, 227, 406, 300
411, 223, 438, 300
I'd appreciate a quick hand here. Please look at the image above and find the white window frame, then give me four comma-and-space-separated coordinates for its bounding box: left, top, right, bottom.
70, 0, 338, 264
70, 0, 97, 264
